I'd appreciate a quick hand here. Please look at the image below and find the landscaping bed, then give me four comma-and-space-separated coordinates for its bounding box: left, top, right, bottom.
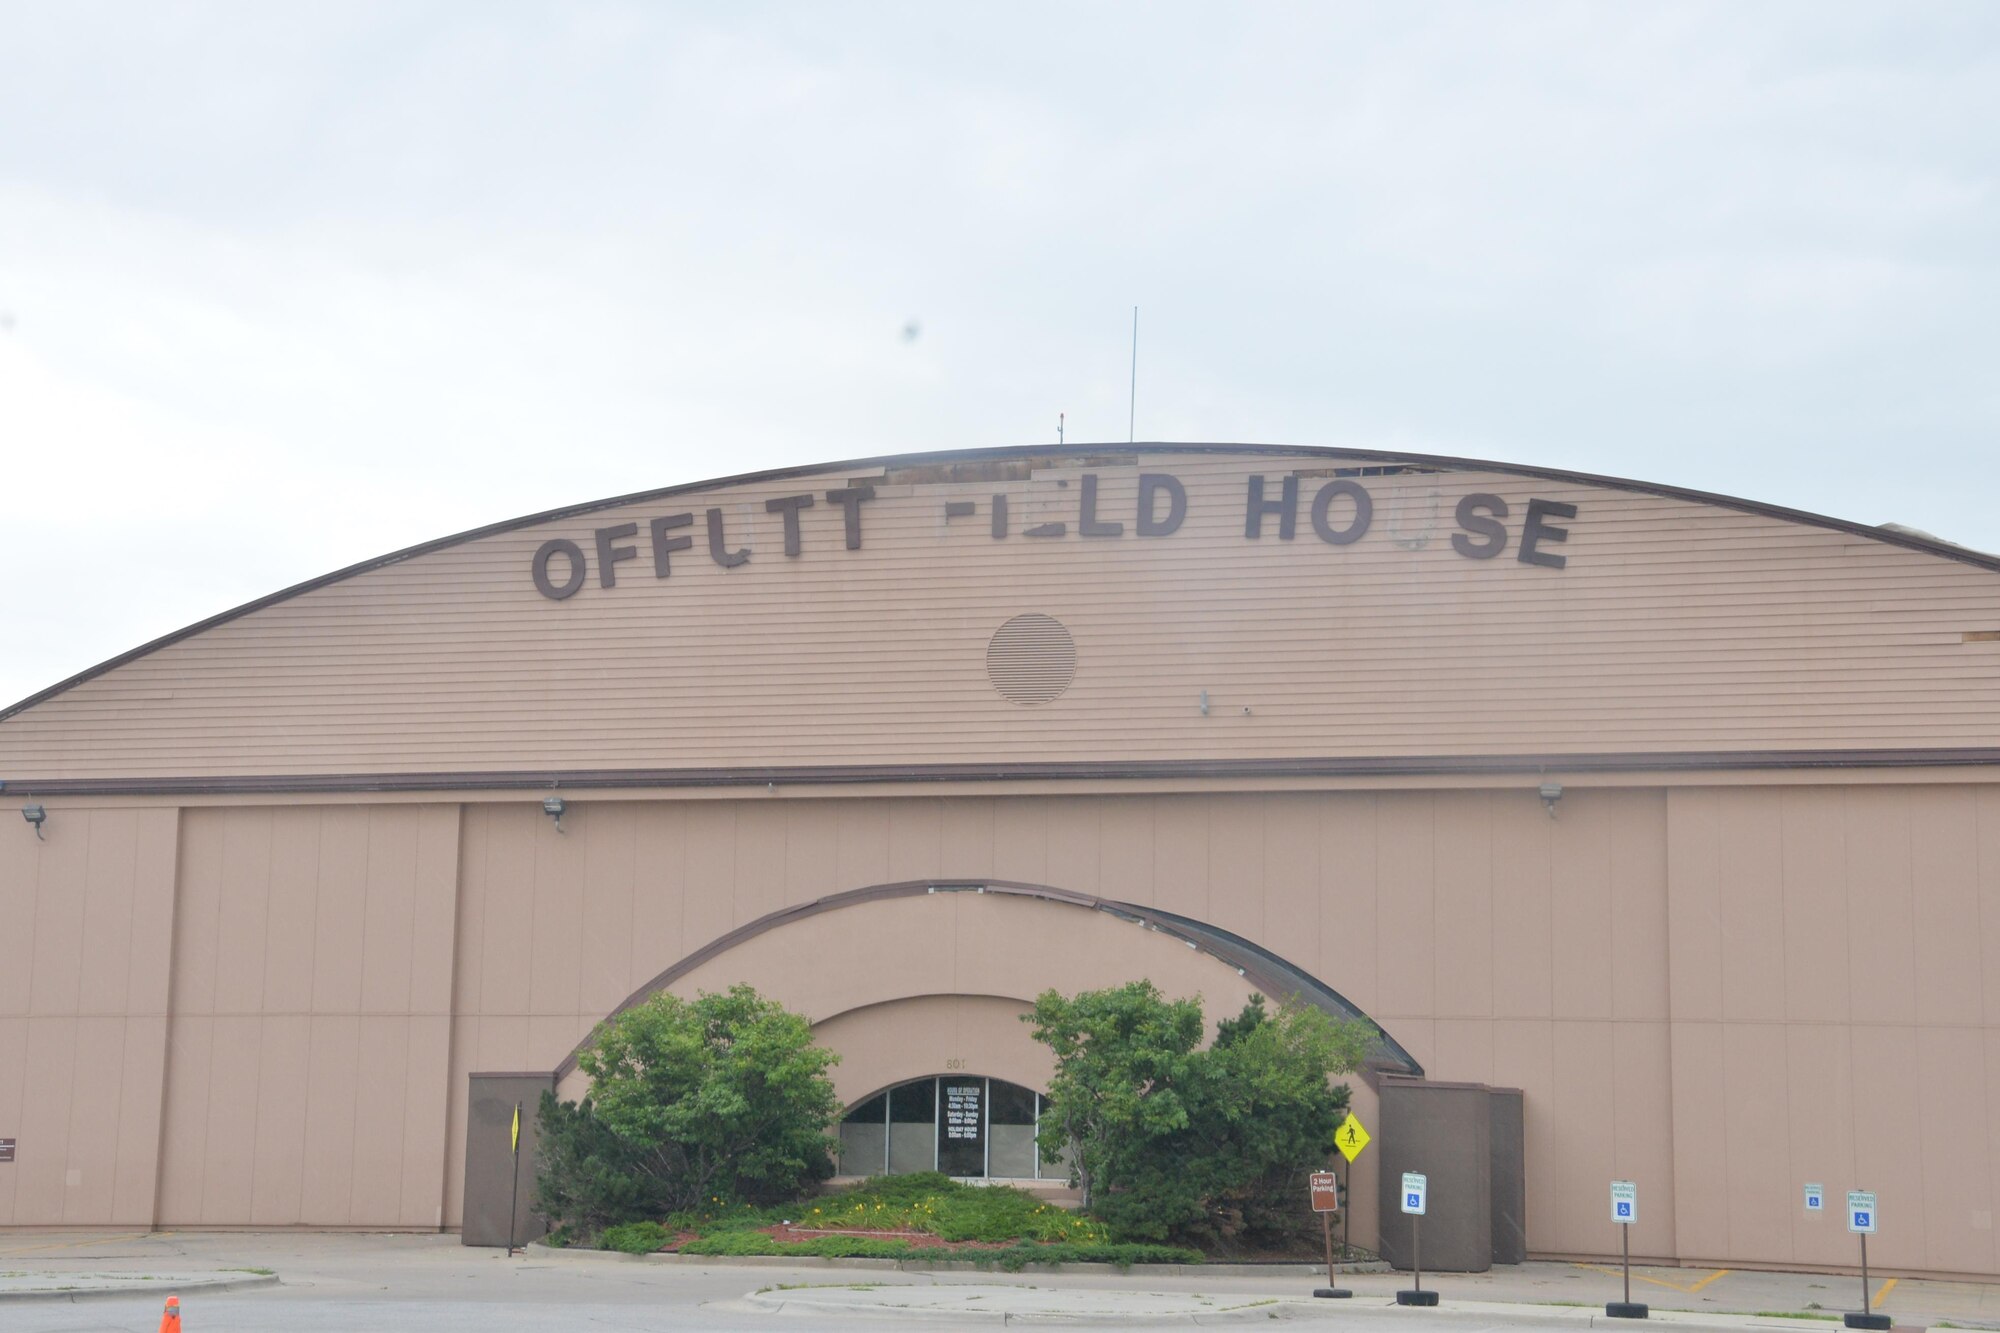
584, 1172, 1203, 1270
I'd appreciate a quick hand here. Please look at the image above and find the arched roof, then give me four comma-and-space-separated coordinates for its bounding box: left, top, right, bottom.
6, 443, 1999, 790
7, 442, 1995, 725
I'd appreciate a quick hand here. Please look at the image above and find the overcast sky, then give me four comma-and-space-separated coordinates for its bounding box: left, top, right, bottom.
3, 2, 1997, 708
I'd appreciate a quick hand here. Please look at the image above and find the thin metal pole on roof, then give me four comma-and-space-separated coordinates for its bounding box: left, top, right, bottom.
1128, 307, 1138, 443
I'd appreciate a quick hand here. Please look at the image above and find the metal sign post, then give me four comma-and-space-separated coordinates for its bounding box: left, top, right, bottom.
1606, 1180, 1647, 1319
1843, 1192, 1888, 1330
504, 1101, 523, 1257
1396, 1172, 1438, 1306
1334, 1113, 1369, 1268
1309, 1170, 1350, 1299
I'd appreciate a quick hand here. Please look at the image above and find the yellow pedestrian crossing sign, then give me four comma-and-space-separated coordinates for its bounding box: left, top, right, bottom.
1336, 1112, 1370, 1162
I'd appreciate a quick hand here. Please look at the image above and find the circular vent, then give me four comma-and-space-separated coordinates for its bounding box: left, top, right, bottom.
986, 613, 1076, 705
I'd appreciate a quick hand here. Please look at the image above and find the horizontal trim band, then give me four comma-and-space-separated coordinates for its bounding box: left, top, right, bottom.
9, 747, 2000, 797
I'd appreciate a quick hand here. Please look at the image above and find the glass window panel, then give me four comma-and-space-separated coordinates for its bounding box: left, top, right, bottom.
887, 1078, 937, 1174
842, 1093, 888, 1126
988, 1124, 1037, 1178
838, 1120, 886, 1176
888, 1122, 935, 1174
889, 1079, 936, 1123
989, 1080, 1036, 1125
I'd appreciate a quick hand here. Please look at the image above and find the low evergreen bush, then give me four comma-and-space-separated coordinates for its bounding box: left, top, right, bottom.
600, 1220, 673, 1254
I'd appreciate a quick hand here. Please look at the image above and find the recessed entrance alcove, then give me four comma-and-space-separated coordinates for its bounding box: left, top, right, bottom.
836, 1074, 1062, 1181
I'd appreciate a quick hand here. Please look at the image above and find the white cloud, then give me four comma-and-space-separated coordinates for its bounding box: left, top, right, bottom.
2, 0, 1998, 706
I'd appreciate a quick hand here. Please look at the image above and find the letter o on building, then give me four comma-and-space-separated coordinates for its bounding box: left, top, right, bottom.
532, 538, 588, 600
1311, 480, 1372, 545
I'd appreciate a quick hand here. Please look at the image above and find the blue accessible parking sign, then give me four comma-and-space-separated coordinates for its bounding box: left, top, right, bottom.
1847, 1191, 1877, 1235
1400, 1172, 1428, 1216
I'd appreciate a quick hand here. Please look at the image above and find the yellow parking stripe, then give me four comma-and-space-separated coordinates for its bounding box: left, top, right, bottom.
1572, 1262, 1731, 1294
1871, 1277, 1897, 1310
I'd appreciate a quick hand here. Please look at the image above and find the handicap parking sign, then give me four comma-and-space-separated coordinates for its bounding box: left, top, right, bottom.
1616, 1201, 1632, 1218
1847, 1191, 1877, 1235
1401, 1172, 1428, 1216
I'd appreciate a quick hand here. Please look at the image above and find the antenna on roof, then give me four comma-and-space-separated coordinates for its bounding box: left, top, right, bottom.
1057, 411, 1065, 446
1128, 307, 1138, 443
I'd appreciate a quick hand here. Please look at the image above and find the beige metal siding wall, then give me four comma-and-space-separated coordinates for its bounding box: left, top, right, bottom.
0, 807, 176, 1225
1666, 786, 2000, 1277
154, 804, 460, 1227
2, 781, 1995, 1276
7, 455, 2000, 778
432, 790, 1678, 1257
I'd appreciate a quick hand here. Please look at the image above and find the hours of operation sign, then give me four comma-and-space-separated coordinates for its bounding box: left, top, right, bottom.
945, 1084, 981, 1141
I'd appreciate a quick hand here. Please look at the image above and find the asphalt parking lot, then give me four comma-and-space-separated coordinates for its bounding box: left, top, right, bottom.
3, 1230, 1995, 1332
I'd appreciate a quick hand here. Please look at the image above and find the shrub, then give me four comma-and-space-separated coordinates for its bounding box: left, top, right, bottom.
533, 1093, 679, 1241
796, 1174, 1109, 1245
1027, 984, 1374, 1253
600, 1220, 673, 1254
680, 1231, 916, 1259
535, 985, 841, 1235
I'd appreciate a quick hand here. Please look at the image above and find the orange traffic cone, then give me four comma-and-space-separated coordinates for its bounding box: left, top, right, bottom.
159, 1294, 180, 1331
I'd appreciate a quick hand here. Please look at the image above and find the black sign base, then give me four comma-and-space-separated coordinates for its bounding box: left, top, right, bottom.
1606, 1301, 1650, 1319
1396, 1290, 1439, 1306
1313, 1287, 1352, 1299
1843, 1315, 1890, 1330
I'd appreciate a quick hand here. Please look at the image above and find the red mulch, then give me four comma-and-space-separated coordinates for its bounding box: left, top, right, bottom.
749, 1224, 1013, 1252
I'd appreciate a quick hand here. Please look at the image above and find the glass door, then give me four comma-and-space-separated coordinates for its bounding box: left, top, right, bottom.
936, 1077, 985, 1177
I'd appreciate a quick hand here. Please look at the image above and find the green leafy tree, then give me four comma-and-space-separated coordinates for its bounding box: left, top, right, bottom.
1027, 983, 1375, 1253
536, 985, 841, 1234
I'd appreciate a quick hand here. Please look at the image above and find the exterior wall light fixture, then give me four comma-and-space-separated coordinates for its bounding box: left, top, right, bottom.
541, 796, 567, 832
1538, 782, 1563, 818
21, 804, 46, 839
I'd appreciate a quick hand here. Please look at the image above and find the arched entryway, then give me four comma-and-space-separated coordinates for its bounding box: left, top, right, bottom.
553, 879, 1419, 1105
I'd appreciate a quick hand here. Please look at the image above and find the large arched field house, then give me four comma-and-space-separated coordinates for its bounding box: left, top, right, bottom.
3, 445, 1996, 1279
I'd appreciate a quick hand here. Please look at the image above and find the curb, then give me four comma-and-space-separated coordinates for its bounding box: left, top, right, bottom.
0, 1272, 280, 1304
740, 1289, 1948, 1331
523, 1241, 1388, 1278
741, 1289, 1317, 1325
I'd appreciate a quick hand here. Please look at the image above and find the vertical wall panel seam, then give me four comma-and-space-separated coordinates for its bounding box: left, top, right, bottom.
70, 820, 95, 1018
389, 809, 422, 1226
1775, 790, 1795, 1264
1976, 792, 1998, 1275
1605, 802, 1620, 1181
1659, 790, 1685, 1262
150, 808, 190, 1225
1841, 788, 1859, 1199
440, 803, 474, 1231
1903, 793, 1930, 1268
139, 809, 179, 1227
343, 809, 377, 1225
